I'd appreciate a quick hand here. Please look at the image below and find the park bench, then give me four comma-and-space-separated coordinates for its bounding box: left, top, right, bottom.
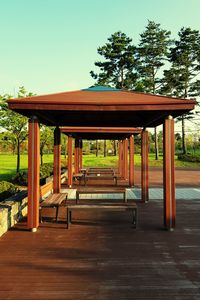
66, 202, 137, 229
76, 188, 127, 203
73, 173, 85, 185
84, 173, 118, 185
87, 167, 114, 174
39, 193, 68, 222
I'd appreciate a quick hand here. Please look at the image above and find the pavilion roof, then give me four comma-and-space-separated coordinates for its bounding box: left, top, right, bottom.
60, 126, 142, 140
8, 87, 196, 128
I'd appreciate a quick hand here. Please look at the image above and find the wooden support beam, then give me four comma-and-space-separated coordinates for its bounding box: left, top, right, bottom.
141, 130, 149, 202
163, 116, 176, 231
118, 141, 122, 175
124, 139, 128, 180
74, 138, 79, 174
129, 135, 134, 187
68, 136, 73, 188
121, 140, 125, 179
53, 127, 61, 193
28, 116, 40, 232
79, 140, 83, 170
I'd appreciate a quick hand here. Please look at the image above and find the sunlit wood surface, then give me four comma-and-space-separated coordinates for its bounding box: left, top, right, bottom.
0, 199, 200, 300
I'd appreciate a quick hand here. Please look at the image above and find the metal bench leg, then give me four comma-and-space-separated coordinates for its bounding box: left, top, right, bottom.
39, 207, 42, 223
132, 208, 137, 228
67, 207, 69, 228
56, 206, 59, 221
124, 191, 127, 203
76, 192, 79, 204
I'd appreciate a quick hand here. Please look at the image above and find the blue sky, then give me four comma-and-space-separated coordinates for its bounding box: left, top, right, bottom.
1, 0, 200, 96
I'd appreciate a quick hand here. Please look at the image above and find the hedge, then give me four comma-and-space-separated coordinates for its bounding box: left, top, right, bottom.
0, 181, 19, 201
178, 153, 200, 163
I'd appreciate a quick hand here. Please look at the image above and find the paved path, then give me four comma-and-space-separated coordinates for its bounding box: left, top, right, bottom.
62, 187, 200, 200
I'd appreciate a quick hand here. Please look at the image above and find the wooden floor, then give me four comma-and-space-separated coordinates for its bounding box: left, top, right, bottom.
0, 199, 200, 299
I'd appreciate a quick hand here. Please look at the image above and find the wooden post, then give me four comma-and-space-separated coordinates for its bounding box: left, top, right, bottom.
163, 116, 176, 231
141, 130, 149, 203
28, 116, 40, 232
121, 140, 125, 179
118, 141, 122, 176
53, 127, 61, 193
74, 138, 79, 174
79, 139, 83, 170
68, 136, 73, 188
129, 135, 134, 187
124, 139, 128, 180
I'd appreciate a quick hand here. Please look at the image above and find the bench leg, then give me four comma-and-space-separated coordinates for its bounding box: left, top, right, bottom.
39, 207, 42, 223
132, 208, 137, 228
56, 207, 59, 222
67, 208, 72, 229
67, 207, 69, 228
76, 192, 79, 204
124, 192, 127, 203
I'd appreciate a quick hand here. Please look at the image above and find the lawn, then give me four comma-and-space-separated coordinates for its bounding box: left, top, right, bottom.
0, 153, 199, 182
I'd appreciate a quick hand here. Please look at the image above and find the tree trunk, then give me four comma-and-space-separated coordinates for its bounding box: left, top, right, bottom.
16, 138, 20, 173
154, 127, 159, 160
182, 116, 186, 154
64, 142, 67, 159
40, 151, 43, 166
113, 140, 117, 156
104, 140, 107, 157
96, 140, 98, 157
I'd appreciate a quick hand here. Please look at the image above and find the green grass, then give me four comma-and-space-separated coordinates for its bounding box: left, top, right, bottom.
0, 153, 199, 182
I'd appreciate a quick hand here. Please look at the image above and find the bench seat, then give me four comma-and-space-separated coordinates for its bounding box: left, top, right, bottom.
84, 174, 118, 185
40, 193, 68, 222
66, 202, 137, 229
76, 188, 127, 203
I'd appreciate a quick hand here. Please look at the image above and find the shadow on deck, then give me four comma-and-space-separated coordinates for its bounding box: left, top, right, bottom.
0, 199, 200, 299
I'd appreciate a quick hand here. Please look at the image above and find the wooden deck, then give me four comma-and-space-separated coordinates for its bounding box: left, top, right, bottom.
0, 199, 200, 299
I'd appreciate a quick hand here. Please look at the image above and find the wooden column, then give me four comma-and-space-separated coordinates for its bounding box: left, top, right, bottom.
141, 130, 149, 203
79, 140, 83, 170
118, 141, 122, 176
121, 140, 125, 179
124, 139, 129, 180
53, 127, 61, 193
74, 138, 79, 174
68, 136, 73, 188
129, 135, 134, 187
28, 116, 40, 232
163, 116, 176, 230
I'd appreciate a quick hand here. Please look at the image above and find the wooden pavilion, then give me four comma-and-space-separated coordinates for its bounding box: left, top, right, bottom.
7, 86, 196, 232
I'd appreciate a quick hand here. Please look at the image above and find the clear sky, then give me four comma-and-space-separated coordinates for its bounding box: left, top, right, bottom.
1, 0, 200, 96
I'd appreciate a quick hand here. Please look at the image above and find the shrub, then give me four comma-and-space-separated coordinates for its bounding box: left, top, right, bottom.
40, 163, 54, 180
0, 181, 19, 201
12, 171, 28, 186
178, 153, 200, 163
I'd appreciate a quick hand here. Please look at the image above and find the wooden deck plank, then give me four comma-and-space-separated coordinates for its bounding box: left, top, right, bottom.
0, 199, 200, 299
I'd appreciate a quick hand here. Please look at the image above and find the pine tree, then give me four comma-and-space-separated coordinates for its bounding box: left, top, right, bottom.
90, 31, 137, 89
136, 20, 171, 160
161, 27, 200, 154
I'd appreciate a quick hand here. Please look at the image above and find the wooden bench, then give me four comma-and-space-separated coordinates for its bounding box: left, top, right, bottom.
73, 173, 84, 185
76, 188, 127, 204
39, 193, 68, 222
84, 174, 118, 185
66, 202, 137, 229
86, 168, 115, 175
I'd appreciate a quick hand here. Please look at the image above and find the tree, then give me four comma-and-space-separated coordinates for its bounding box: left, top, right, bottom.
90, 31, 137, 89
161, 27, 200, 154
96, 140, 98, 157
104, 140, 107, 157
0, 87, 35, 173
136, 20, 171, 159
40, 126, 54, 165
